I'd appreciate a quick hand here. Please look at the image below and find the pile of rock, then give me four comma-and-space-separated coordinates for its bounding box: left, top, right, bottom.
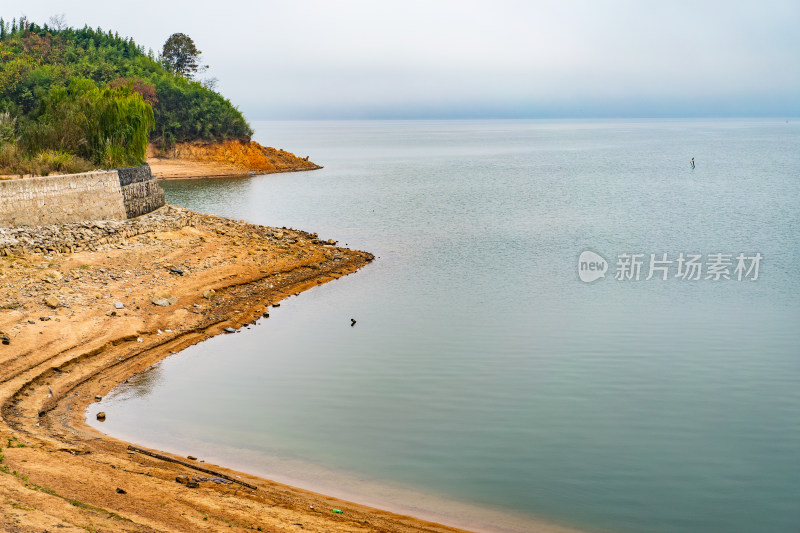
0, 205, 199, 256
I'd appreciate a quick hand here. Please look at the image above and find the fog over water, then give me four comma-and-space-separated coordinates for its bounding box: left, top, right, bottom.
15, 1, 800, 118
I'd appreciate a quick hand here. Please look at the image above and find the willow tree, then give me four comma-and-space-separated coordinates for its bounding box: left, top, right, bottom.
25, 78, 154, 167
83, 85, 154, 167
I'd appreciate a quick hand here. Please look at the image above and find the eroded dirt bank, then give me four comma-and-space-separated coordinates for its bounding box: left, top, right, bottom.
0, 206, 472, 533
148, 140, 321, 180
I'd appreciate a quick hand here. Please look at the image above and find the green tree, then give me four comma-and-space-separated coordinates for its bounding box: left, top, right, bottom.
161, 33, 201, 79
0, 21, 251, 150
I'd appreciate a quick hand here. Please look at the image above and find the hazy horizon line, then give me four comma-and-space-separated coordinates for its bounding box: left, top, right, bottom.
248, 114, 799, 122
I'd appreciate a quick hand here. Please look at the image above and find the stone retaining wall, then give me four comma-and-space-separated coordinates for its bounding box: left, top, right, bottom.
117, 164, 166, 219
0, 164, 165, 228
0, 171, 127, 227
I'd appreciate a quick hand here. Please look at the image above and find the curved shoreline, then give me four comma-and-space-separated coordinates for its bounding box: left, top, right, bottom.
0, 206, 460, 532
0, 206, 581, 533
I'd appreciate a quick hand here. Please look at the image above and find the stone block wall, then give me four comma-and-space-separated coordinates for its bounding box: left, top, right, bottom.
117, 164, 166, 219
0, 164, 166, 227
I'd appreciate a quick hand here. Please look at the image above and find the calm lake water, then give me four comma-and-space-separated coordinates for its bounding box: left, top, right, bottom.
89, 119, 800, 533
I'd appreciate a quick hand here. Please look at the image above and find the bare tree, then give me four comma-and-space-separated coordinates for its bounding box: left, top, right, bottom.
202, 77, 219, 91
48, 13, 67, 31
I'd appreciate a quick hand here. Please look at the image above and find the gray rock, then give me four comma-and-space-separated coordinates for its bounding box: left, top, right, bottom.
114, 302, 124, 309
224, 327, 236, 333
152, 297, 177, 307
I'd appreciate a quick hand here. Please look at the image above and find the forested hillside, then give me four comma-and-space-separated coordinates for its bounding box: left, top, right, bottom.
0, 17, 252, 175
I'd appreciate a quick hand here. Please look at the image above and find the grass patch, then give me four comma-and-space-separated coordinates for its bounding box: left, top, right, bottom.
0, 144, 94, 177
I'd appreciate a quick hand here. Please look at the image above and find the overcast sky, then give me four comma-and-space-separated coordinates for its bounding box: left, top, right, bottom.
11, 0, 800, 119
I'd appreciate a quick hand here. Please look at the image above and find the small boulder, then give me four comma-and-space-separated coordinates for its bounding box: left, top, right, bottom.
114, 302, 125, 309
45, 295, 61, 308
96, 412, 106, 421
152, 289, 172, 300
176, 474, 189, 485
152, 296, 178, 307
43, 270, 63, 282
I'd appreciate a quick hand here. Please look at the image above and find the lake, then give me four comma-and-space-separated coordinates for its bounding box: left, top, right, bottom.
88, 119, 800, 533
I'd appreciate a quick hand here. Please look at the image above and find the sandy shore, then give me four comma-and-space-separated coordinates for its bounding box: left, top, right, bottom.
0, 204, 495, 533
147, 157, 253, 179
